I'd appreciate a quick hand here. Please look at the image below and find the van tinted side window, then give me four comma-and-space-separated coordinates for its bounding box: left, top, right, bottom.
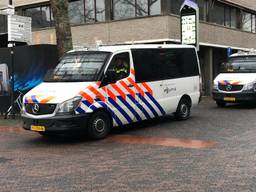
132, 48, 199, 83
164, 48, 199, 79
132, 49, 162, 82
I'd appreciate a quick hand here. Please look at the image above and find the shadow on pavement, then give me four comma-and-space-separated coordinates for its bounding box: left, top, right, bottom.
111, 115, 178, 134
216, 103, 256, 110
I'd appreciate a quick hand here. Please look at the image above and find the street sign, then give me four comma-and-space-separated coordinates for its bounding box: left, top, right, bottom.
227, 47, 232, 58
180, 0, 199, 51
7, 15, 32, 44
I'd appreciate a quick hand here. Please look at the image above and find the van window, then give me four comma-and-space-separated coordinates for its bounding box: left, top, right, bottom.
132, 48, 199, 82
222, 56, 256, 73
164, 48, 199, 78
132, 49, 162, 82
44, 51, 110, 82
107, 52, 130, 81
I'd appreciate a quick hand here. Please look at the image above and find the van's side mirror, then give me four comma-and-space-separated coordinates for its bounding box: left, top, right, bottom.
102, 69, 117, 85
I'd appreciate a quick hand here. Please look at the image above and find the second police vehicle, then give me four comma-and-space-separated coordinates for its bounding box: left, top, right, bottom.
22, 44, 201, 139
213, 51, 256, 107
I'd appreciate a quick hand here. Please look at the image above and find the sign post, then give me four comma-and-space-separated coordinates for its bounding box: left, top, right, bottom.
8, 15, 32, 44
7, 42, 15, 118
180, 0, 199, 51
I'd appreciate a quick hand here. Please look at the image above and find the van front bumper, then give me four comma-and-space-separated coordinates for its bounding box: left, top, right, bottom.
212, 91, 256, 102
22, 113, 89, 133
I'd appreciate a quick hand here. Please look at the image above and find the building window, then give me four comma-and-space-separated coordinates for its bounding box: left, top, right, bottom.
149, 0, 160, 15
197, 0, 206, 21
209, 3, 225, 25
224, 7, 231, 27
252, 15, 256, 33
96, 0, 105, 22
112, 0, 160, 20
230, 8, 238, 29
242, 12, 252, 32
136, 0, 148, 17
170, 0, 183, 15
84, 0, 95, 23
24, 6, 52, 28
69, 0, 85, 24
113, 0, 136, 20
22, 0, 105, 29
69, 0, 105, 24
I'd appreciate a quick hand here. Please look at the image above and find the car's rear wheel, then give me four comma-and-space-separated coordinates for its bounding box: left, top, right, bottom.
175, 98, 191, 120
87, 111, 111, 140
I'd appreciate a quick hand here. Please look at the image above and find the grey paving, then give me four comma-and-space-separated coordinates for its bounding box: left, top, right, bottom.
0, 97, 256, 192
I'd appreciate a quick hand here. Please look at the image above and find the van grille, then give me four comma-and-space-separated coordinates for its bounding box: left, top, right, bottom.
25, 103, 57, 115
218, 85, 243, 92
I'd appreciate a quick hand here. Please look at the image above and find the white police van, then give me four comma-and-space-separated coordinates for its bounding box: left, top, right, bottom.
22, 44, 201, 139
213, 51, 256, 107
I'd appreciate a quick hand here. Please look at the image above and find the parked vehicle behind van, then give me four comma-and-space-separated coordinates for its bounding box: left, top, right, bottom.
22, 44, 201, 139
213, 51, 256, 107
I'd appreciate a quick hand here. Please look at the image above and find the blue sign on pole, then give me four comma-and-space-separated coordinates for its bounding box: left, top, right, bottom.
227, 47, 232, 58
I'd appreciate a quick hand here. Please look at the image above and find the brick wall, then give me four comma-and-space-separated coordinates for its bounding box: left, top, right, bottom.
31, 15, 256, 49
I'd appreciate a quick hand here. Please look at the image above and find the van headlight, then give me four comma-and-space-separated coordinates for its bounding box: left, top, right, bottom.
213, 82, 218, 91
21, 103, 26, 114
57, 96, 82, 114
243, 82, 256, 92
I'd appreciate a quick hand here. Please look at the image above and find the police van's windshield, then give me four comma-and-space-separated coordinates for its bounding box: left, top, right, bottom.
45, 51, 110, 82
222, 56, 256, 73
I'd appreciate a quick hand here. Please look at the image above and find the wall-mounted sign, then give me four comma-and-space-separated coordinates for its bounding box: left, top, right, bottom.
7, 15, 32, 44
181, 15, 196, 45
180, 0, 199, 51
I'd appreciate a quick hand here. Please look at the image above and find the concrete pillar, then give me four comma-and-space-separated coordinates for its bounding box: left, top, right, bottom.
204, 47, 213, 96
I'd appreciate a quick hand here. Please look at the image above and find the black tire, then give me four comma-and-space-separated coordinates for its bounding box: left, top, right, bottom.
216, 101, 226, 107
87, 111, 111, 140
175, 98, 191, 120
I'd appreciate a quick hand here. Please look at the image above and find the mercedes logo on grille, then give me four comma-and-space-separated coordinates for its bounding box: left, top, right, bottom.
32, 104, 40, 114
226, 84, 232, 91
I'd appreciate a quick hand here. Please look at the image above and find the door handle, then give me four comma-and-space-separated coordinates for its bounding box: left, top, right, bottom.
128, 84, 134, 88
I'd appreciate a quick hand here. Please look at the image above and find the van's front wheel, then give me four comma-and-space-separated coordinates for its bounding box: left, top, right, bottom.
175, 98, 191, 120
87, 111, 111, 140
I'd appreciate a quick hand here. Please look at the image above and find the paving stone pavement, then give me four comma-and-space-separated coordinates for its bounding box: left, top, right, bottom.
0, 97, 256, 192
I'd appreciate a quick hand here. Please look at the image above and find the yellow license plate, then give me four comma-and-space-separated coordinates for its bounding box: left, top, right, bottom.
224, 97, 236, 101
31, 125, 45, 132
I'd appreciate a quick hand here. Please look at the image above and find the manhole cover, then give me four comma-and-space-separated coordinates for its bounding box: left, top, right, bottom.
0, 157, 11, 163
